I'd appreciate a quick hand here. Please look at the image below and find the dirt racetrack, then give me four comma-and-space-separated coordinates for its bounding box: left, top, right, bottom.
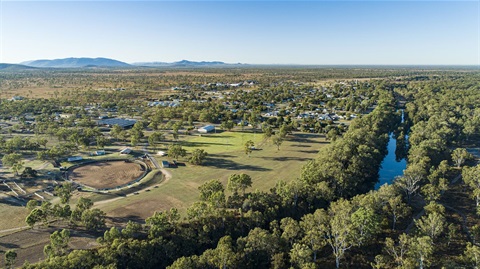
69, 161, 144, 189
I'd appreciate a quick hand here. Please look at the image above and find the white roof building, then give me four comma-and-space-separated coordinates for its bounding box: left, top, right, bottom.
198, 125, 215, 133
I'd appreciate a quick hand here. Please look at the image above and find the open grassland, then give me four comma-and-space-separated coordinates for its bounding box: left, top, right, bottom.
0, 204, 28, 233
95, 131, 328, 221
180, 130, 265, 154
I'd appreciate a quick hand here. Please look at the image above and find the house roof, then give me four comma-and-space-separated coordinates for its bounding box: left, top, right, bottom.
98, 118, 137, 128
199, 125, 215, 131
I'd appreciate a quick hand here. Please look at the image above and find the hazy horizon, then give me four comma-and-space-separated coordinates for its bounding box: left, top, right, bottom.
1, 1, 479, 65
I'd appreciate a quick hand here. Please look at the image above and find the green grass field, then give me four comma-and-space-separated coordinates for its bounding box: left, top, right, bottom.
95, 130, 328, 221
179, 130, 265, 154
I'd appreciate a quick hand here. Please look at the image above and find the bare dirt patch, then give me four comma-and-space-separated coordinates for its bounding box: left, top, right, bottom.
0, 226, 100, 268
69, 161, 144, 189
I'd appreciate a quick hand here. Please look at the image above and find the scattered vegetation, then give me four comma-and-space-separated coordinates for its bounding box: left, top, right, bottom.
0, 67, 479, 268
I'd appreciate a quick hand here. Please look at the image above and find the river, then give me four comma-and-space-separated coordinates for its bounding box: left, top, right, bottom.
375, 110, 407, 189
375, 132, 407, 189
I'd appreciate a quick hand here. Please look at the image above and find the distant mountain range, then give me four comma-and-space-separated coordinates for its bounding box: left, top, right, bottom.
0, 63, 37, 70
21, 57, 131, 68
132, 60, 240, 67
12, 57, 244, 69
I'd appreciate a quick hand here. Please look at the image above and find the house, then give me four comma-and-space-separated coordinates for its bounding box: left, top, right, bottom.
161, 160, 170, 168
198, 125, 215, 133
67, 156, 83, 162
9, 96, 24, 101
59, 113, 74, 119
120, 148, 132, 154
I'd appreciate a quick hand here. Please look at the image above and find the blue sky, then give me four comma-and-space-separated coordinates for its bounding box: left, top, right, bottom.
0, 1, 478, 65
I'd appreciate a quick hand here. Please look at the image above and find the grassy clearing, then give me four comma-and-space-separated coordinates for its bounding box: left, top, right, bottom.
96, 131, 328, 220
179, 130, 265, 155
0, 204, 28, 233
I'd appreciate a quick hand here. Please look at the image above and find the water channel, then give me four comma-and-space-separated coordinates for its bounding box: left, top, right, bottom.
375, 111, 407, 189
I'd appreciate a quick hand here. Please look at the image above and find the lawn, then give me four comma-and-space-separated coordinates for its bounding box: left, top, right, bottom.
95, 130, 328, 221
179, 130, 265, 154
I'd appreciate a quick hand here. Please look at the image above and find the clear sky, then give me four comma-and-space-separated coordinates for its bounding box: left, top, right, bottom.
0, 1, 479, 65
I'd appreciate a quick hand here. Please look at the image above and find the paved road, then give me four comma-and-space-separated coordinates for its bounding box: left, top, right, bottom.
147, 154, 161, 169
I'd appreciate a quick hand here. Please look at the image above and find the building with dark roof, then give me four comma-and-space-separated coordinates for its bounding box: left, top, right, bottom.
97, 118, 137, 129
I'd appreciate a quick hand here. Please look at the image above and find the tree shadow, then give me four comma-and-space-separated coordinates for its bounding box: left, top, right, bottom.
181, 141, 232, 148
0, 242, 20, 249
0, 196, 25, 207
208, 153, 237, 158
289, 144, 311, 148
203, 157, 271, 171
105, 215, 145, 226
258, 156, 312, 162
296, 150, 320, 154
0, 185, 10, 192
290, 133, 328, 144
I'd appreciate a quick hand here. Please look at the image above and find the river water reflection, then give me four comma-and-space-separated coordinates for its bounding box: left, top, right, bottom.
375, 132, 407, 189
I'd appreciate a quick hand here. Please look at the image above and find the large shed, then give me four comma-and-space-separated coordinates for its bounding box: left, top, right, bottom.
198, 125, 215, 133
98, 118, 137, 129
120, 148, 132, 154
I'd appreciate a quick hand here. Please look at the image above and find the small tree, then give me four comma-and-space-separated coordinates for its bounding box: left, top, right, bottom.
96, 135, 108, 149
172, 129, 179, 141
21, 167, 38, 178
189, 149, 208, 165
25, 208, 46, 228
55, 182, 74, 204
44, 229, 70, 258
271, 134, 284, 151
82, 209, 106, 231
384, 195, 410, 230
111, 124, 123, 141
2, 153, 23, 176
4, 250, 17, 269
26, 199, 39, 212
409, 236, 433, 269
168, 144, 187, 160
148, 132, 164, 150
382, 234, 411, 268
451, 148, 471, 168
395, 164, 425, 203
463, 164, 480, 207
227, 173, 253, 196
244, 140, 254, 157
415, 211, 445, 240
71, 197, 93, 223
262, 125, 273, 141
463, 243, 480, 268
198, 179, 225, 207
221, 120, 235, 131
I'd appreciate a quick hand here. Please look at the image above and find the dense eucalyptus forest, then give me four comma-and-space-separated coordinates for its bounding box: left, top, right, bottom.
0, 67, 479, 268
